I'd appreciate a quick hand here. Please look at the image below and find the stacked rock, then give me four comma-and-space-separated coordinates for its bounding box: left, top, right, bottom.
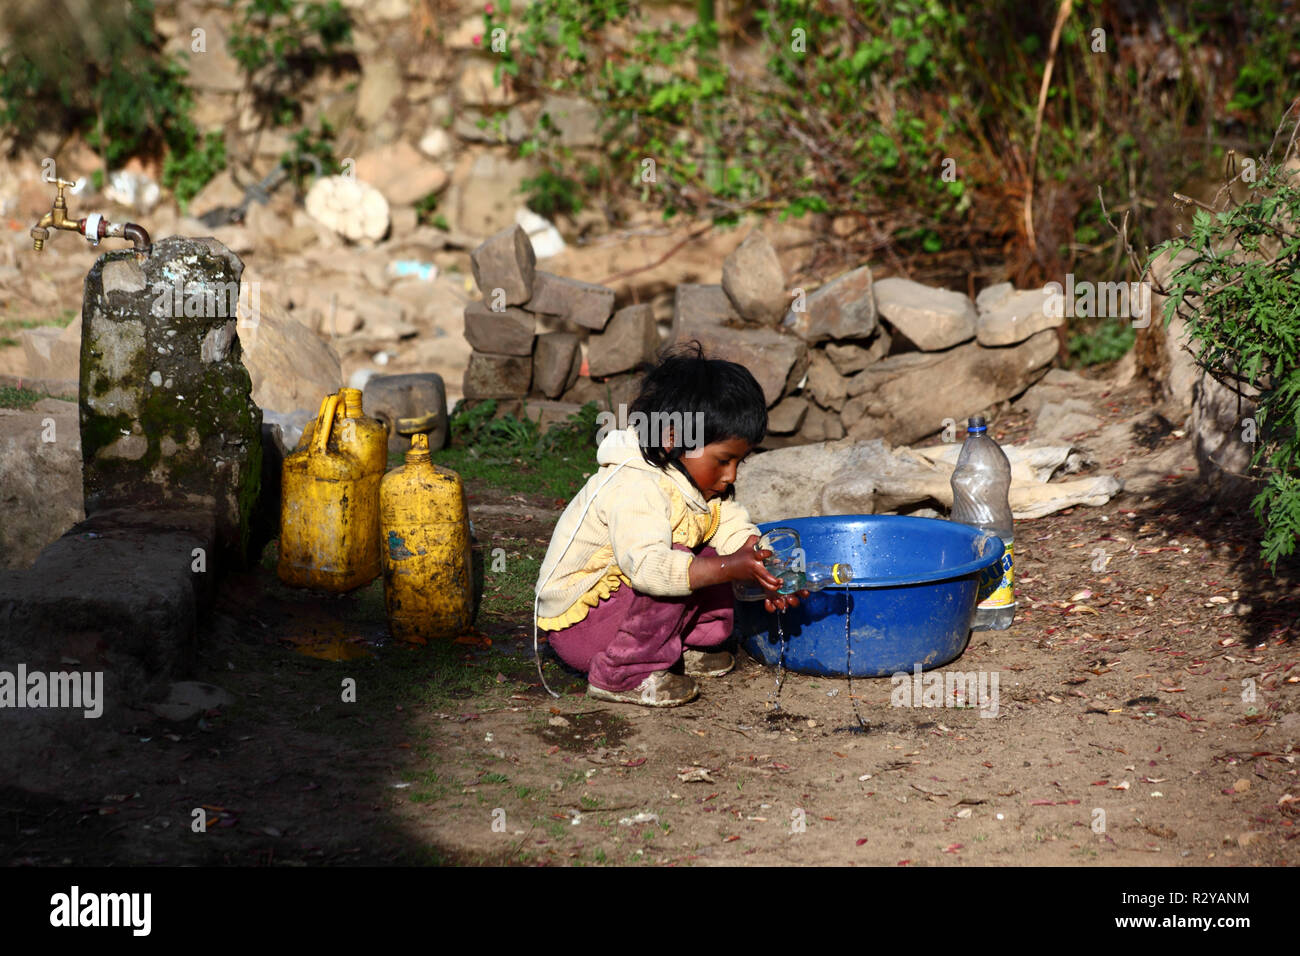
463, 224, 658, 424
463, 225, 1065, 449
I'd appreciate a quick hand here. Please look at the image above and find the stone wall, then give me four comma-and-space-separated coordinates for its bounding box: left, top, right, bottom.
461, 226, 1062, 446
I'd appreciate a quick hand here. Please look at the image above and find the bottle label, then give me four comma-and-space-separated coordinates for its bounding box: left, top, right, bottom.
976, 544, 1014, 609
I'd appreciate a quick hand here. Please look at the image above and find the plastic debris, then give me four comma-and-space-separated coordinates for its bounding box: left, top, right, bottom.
618, 812, 659, 826
676, 767, 714, 783
388, 259, 438, 281
516, 207, 565, 259
105, 169, 161, 213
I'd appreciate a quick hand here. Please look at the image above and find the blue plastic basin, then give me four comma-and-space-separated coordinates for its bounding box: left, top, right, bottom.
734, 515, 1005, 677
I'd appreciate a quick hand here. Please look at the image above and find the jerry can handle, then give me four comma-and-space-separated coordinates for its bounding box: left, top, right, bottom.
314, 392, 342, 456
396, 412, 438, 436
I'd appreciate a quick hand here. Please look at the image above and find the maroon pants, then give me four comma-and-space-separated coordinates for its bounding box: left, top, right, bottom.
548, 544, 733, 691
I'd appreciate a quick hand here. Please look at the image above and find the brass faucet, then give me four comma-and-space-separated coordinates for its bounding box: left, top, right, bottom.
30, 177, 151, 255
30, 178, 80, 250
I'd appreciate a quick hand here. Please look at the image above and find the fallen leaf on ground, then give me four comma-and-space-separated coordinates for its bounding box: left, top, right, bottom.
677, 767, 714, 783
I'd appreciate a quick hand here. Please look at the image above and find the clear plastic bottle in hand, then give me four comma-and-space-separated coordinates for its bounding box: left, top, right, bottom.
734, 562, 853, 601
950, 416, 1016, 630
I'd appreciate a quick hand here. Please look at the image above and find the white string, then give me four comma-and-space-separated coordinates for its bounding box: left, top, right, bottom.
533, 459, 633, 698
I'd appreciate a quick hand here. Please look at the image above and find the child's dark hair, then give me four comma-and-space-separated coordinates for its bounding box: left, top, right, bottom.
630, 341, 767, 470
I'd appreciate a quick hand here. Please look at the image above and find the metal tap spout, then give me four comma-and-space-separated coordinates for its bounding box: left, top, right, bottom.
30, 178, 151, 255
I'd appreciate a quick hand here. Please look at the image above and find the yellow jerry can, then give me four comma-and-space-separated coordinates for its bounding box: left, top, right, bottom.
296, 387, 388, 458
277, 391, 383, 590
380, 426, 473, 643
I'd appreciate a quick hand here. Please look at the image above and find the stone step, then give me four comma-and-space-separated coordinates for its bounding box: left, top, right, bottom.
0, 508, 218, 737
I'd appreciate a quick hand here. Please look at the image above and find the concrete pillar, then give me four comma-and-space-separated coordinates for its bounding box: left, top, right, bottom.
79, 237, 262, 563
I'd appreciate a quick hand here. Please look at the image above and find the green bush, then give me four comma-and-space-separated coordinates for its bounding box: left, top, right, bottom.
449, 399, 600, 458
485, 0, 1300, 280
1152, 157, 1300, 569
228, 0, 353, 128
1067, 320, 1135, 368
279, 120, 341, 193
0, 0, 196, 174
163, 130, 228, 207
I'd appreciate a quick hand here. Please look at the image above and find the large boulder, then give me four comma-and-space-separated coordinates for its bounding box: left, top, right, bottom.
238, 293, 343, 417
463, 302, 536, 356
841, 329, 1057, 445
463, 352, 532, 399
533, 332, 582, 399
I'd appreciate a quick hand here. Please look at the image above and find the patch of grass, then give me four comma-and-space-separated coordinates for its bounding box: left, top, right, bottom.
435, 445, 590, 501
0, 385, 43, 410
481, 772, 509, 784
0, 309, 77, 336
543, 819, 566, 839
439, 399, 600, 500
477, 535, 542, 629
1067, 319, 1135, 368
579, 794, 599, 811
296, 636, 527, 728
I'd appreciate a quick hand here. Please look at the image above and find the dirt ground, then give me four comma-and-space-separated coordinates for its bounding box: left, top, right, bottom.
3, 372, 1297, 867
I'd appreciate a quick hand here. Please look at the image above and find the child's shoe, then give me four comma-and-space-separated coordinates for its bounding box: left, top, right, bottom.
587, 670, 699, 707
683, 649, 735, 677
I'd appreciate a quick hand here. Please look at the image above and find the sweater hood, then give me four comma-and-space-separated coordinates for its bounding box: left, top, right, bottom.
595, 426, 709, 512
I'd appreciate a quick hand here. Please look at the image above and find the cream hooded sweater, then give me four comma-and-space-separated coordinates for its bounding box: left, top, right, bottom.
534, 427, 760, 630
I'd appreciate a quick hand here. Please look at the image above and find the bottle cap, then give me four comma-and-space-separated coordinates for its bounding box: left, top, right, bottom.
406, 432, 431, 464
967, 416, 987, 433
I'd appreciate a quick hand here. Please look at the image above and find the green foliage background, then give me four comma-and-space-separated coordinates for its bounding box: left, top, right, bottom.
1154, 159, 1300, 569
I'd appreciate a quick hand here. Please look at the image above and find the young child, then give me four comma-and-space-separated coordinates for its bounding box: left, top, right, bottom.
534, 344, 803, 707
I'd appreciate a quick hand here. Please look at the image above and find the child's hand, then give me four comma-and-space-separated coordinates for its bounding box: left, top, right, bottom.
737, 535, 809, 614
733, 534, 778, 581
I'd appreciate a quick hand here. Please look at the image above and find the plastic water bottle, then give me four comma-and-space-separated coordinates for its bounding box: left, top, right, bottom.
733, 562, 853, 601
776, 562, 854, 594
950, 416, 1016, 630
